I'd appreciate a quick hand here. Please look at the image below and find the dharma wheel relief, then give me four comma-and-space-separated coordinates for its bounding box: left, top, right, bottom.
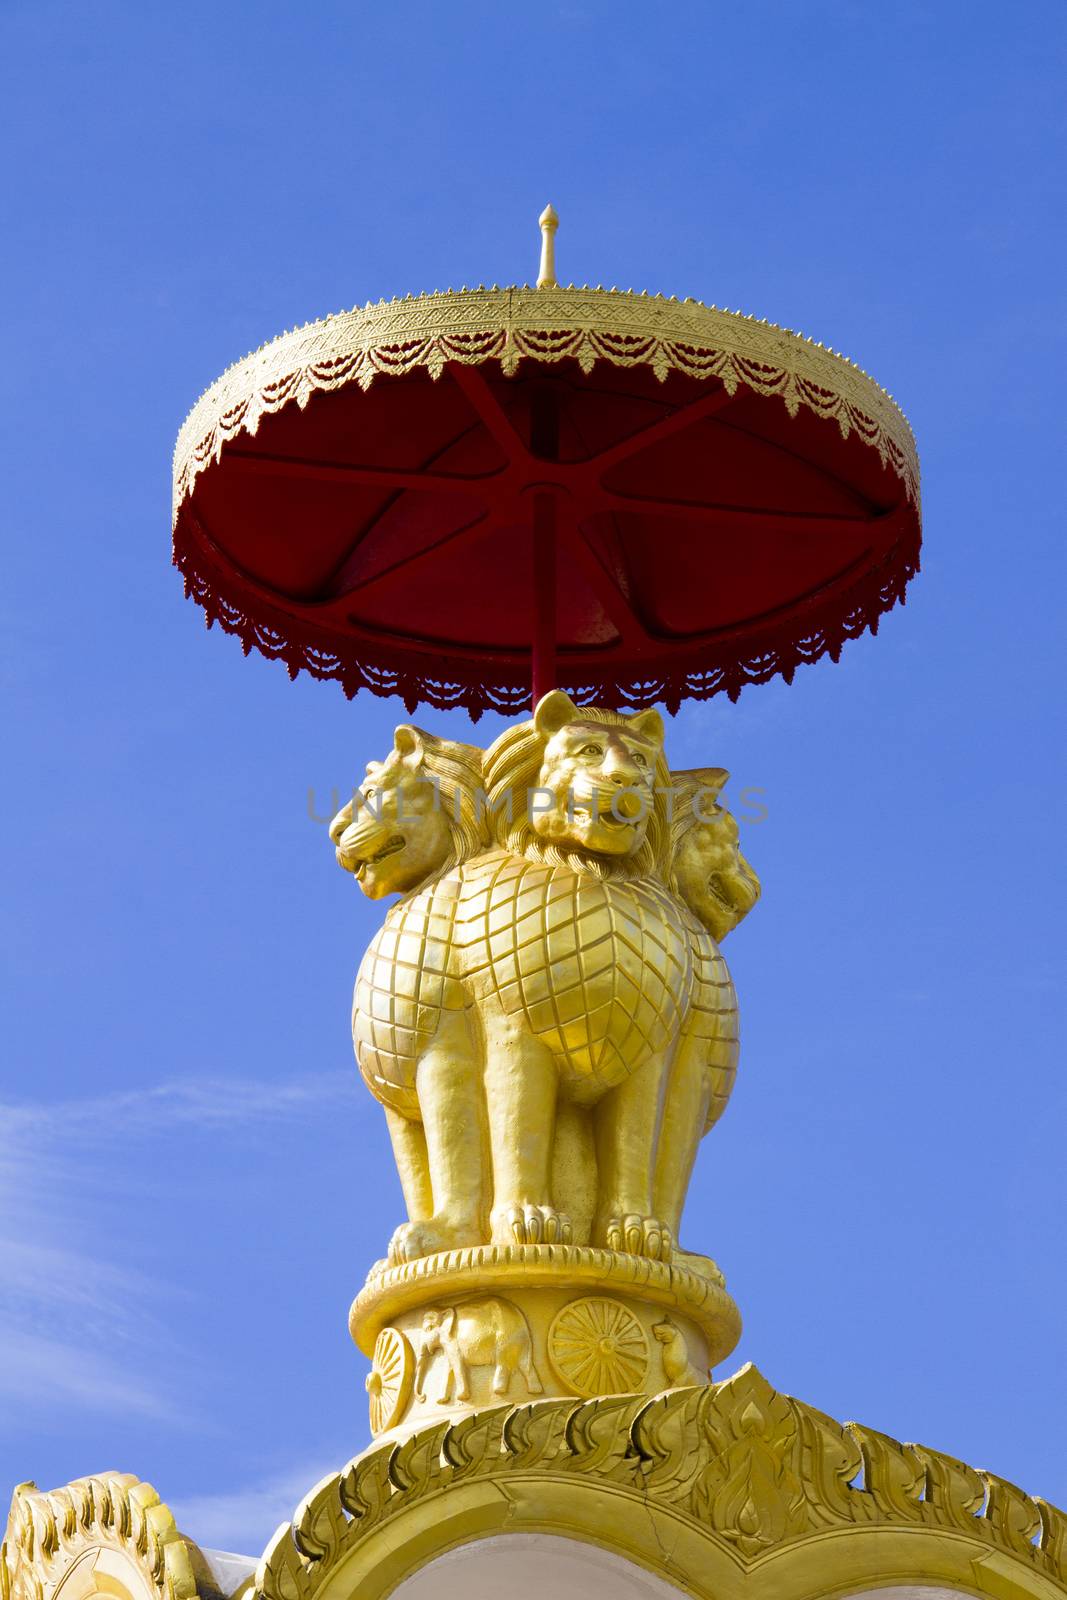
332, 690, 759, 1437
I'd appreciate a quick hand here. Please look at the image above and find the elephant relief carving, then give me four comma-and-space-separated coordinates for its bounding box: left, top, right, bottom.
414, 1297, 544, 1404
330, 693, 760, 1270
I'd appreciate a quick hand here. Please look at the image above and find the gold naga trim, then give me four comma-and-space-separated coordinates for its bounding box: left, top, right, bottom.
2, 1477, 199, 1600
253, 1363, 1067, 1600
172, 283, 920, 524
350, 1242, 736, 1356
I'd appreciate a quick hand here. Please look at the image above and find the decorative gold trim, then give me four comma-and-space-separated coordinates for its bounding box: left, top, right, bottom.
252, 1362, 1067, 1600
172, 284, 919, 526
2, 1479, 200, 1600
349, 1242, 737, 1360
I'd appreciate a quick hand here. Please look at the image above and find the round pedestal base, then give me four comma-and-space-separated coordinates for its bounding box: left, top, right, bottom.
350, 1243, 741, 1442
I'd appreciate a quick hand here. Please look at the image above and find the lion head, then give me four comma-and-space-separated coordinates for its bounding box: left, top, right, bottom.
481, 690, 671, 878
329, 726, 487, 899
669, 768, 761, 942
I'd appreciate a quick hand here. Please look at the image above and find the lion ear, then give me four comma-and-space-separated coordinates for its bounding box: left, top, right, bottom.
393, 725, 426, 768
629, 707, 665, 750
534, 690, 581, 740
683, 765, 729, 800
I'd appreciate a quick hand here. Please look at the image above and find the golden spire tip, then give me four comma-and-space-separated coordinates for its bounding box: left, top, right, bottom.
537, 203, 559, 289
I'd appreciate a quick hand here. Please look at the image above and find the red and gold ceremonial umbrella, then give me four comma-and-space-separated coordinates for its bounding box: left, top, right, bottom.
172, 208, 919, 717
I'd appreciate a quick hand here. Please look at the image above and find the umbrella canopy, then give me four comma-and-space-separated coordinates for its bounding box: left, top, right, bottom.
173, 212, 919, 716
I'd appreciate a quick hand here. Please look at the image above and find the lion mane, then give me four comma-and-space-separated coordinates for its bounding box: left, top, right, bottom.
394, 729, 489, 878
363, 729, 489, 883
667, 767, 729, 862
480, 705, 672, 880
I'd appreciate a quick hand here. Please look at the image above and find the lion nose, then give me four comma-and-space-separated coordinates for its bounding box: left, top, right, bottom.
614, 788, 644, 819
328, 801, 353, 847
604, 743, 642, 783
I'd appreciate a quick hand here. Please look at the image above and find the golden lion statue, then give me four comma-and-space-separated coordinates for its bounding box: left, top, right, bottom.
670, 768, 761, 944
330, 693, 759, 1269
329, 724, 486, 897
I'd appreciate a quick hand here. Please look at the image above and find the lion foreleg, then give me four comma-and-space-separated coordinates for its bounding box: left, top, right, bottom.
384, 1107, 433, 1224
389, 1009, 487, 1262
485, 1025, 572, 1247
594, 1056, 673, 1261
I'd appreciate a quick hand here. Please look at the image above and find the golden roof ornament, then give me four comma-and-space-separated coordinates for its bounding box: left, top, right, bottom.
536, 202, 559, 288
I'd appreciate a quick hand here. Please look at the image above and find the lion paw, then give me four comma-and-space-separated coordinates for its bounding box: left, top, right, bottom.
671, 1247, 726, 1287
602, 1213, 673, 1261
388, 1218, 480, 1264
491, 1203, 573, 1247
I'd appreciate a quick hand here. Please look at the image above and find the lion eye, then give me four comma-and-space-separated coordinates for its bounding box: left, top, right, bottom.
634, 753, 648, 767
579, 743, 602, 757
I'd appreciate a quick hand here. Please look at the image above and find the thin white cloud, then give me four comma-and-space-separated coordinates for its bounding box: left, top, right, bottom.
170, 1457, 346, 1557
0, 1236, 152, 1323
4, 1071, 355, 1141
0, 1327, 184, 1422
0, 1073, 356, 1426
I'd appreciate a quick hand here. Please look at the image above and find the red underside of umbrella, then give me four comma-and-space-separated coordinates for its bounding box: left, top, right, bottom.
174, 356, 920, 717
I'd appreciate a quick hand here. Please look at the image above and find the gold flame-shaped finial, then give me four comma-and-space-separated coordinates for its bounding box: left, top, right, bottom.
537, 204, 559, 289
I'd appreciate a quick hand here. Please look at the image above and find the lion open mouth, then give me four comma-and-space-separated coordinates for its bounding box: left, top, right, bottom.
705, 873, 733, 911
570, 788, 643, 828
353, 836, 406, 879
571, 805, 632, 832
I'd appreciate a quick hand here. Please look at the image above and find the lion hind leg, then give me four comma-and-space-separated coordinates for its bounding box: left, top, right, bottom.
652, 1031, 713, 1241
391, 1009, 488, 1264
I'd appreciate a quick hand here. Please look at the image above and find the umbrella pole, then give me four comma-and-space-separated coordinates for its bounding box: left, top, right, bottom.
531, 385, 559, 705
532, 490, 556, 704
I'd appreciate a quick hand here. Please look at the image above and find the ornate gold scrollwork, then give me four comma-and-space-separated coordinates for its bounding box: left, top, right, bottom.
174, 286, 919, 526
247, 1363, 1067, 1600
2, 1479, 200, 1600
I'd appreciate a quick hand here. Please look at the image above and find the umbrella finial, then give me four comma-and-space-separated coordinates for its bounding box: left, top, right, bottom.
537, 204, 559, 289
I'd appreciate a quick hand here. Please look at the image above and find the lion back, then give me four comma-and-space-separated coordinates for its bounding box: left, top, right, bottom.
682, 908, 740, 1132
453, 849, 694, 1102
352, 870, 468, 1116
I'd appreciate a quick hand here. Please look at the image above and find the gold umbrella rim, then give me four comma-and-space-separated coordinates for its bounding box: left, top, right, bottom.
172, 282, 920, 528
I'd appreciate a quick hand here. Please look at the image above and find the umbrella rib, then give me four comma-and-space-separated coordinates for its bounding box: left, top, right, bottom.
447, 361, 529, 460
224, 448, 500, 498
707, 412, 883, 510
589, 385, 737, 475
334, 507, 508, 600
599, 487, 892, 529
558, 503, 652, 649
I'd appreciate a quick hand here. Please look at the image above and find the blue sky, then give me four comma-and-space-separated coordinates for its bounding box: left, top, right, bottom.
2, 0, 1065, 1557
